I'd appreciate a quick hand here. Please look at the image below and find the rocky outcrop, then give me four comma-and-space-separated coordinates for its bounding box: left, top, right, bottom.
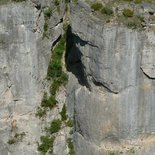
0, 0, 67, 154
2, 0, 155, 155
66, 1, 155, 155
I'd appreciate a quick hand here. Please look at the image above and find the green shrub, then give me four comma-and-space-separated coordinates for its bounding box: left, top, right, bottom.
14, 132, 26, 140
67, 138, 74, 155
123, 0, 133, 1
54, 0, 60, 6
60, 104, 67, 121
43, 22, 48, 32
66, 119, 73, 127
41, 93, 57, 108
127, 20, 137, 28
123, 9, 134, 17
101, 6, 113, 15
48, 119, 62, 134
38, 136, 55, 154
8, 139, 16, 145
13, 0, 24, 1
48, 60, 62, 78
91, 2, 103, 11
134, 0, 142, 3
47, 36, 65, 79
44, 7, 52, 19
137, 15, 144, 22
35, 107, 46, 118
108, 152, 116, 155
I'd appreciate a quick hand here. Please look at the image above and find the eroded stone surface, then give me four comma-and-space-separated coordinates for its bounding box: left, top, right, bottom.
67, 1, 155, 155
0, 1, 66, 154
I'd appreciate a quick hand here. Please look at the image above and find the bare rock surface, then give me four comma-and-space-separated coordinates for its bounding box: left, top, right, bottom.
66, 1, 155, 155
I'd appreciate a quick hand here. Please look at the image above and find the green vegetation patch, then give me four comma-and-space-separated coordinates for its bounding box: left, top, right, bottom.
67, 138, 74, 155
41, 92, 57, 109
123, 9, 134, 17
118, 14, 144, 29
8, 132, 26, 145
66, 119, 74, 127
47, 119, 62, 134
38, 136, 55, 155
60, 104, 67, 121
101, 6, 113, 15
91, 2, 103, 11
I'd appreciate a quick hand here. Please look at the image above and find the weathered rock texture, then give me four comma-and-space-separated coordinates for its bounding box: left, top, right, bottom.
2, 0, 155, 155
0, 0, 68, 154
66, 1, 155, 155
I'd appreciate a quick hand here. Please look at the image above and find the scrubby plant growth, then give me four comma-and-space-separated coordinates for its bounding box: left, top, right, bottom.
47, 119, 62, 134
36, 33, 68, 118
134, 0, 142, 4
60, 104, 67, 121
8, 132, 26, 145
38, 136, 55, 155
54, 0, 60, 6
67, 138, 74, 155
101, 6, 113, 15
123, 9, 134, 17
91, 2, 103, 11
37, 22, 74, 154
90, 0, 151, 29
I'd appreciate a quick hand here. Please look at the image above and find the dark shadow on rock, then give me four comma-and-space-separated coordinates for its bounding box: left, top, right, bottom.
65, 25, 90, 88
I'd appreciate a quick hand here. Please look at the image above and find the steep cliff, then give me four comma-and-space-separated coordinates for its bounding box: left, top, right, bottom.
0, 0, 71, 154
66, 0, 155, 155
1, 0, 155, 155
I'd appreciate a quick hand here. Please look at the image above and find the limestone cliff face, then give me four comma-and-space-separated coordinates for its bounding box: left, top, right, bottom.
66, 1, 155, 155
0, 0, 67, 154
1, 0, 155, 155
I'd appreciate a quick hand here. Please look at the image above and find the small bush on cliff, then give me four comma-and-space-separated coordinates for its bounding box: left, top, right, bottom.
123, 9, 134, 17
91, 2, 103, 11
101, 6, 113, 15
35, 107, 46, 118
41, 93, 57, 109
47, 119, 62, 134
60, 104, 67, 121
66, 119, 73, 127
38, 136, 55, 154
8, 132, 26, 145
12, 0, 25, 2
67, 138, 74, 155
123, 0, 133, 2
44, 7, 52, 19
54, 0, 60, 6
134, 0, 142, 4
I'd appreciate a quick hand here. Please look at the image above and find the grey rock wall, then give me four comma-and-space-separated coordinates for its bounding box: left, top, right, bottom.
67, 1, 155, 155
0, 1, 66, 154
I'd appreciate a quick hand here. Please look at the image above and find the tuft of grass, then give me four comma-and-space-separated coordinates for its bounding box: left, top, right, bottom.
101, 6, 113, 15
66, 119, 73, 127
8, 139, 16, 145
7, 132, 26, 145
47, 119, 62, 134
60, 104, 67, 121
54, 0, 60, 6
91, 2, 103, 11
123, 9, 134, 17
134, 0, 142, 3
38, 136, 55, 155
35, 107, 47, 118
41, 92, 57, 109
67, 138, 74, 155
44, 7, 52, 19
